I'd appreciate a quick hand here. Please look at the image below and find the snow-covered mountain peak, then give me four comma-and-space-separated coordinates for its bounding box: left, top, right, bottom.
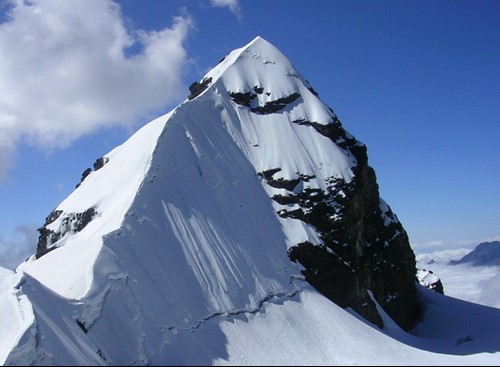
25, 34, 410, 330
199, 36, 298, 90
2, 37, 499, 365
189, 36, 334, 127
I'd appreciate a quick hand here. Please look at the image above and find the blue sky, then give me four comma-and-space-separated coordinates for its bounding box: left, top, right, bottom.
0, 0, 499, 268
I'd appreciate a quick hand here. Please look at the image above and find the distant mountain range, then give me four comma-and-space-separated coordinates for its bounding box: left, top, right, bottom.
450, 241, 500, 266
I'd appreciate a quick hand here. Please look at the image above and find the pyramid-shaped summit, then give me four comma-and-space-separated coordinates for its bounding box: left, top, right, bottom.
3, 36, 420, 365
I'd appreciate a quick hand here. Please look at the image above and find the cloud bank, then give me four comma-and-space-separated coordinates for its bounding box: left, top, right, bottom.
0, 0, 193, 181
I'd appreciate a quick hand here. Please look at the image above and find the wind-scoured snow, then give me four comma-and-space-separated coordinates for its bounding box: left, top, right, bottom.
2, 36, 499, 365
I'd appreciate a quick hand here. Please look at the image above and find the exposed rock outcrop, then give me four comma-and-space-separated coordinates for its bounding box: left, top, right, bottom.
227, 84, 300, 114
417, 269, 444, 294
261, 116, 420, 331
76, 156, 109, 188
188, 77, 213, 100
229, 91, 257, 107
76, 168, 92, 188
250, 92, 300, 114
93, 156, 109, 171
36, 207, 97, 258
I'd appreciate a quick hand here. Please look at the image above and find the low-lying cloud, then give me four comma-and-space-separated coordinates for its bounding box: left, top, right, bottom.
0, 0, 193, 182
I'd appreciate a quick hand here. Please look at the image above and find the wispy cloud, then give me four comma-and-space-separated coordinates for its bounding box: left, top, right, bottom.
210, 0, 241, 20
0, 225, 37, 270
0, 0, 193, 182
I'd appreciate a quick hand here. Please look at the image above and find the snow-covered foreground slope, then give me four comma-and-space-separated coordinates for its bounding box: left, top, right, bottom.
2, 269, 499, 365
213, 285, 500, 366
1, 36, 500, 365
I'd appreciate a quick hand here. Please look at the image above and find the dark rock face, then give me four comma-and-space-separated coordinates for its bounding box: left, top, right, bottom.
260, 116, 420, 331
36, 207, 97, 259
227, 86, 300, 115
257, 168, 308, 191
253, 85, 264, 94
36, 210, 63, 258
76, 168, 92, 188
250, 93, 300, 114
39, 156, 106, 257
93, 156, 109, 171
449, 241, 500, 266
292, 117, 367, 165
76, 156, 110, 188
229, 92, 257, 107
188, 77, 213, 100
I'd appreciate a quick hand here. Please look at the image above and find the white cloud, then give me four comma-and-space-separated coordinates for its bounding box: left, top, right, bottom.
0, 225, 37, 270
0, 0, 193, 181
210, 0, 241, 20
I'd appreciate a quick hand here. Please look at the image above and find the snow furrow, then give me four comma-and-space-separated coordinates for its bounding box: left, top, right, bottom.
164, 289, 303, 335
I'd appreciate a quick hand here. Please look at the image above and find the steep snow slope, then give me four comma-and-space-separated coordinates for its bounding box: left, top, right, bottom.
1, 36, 500, 365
